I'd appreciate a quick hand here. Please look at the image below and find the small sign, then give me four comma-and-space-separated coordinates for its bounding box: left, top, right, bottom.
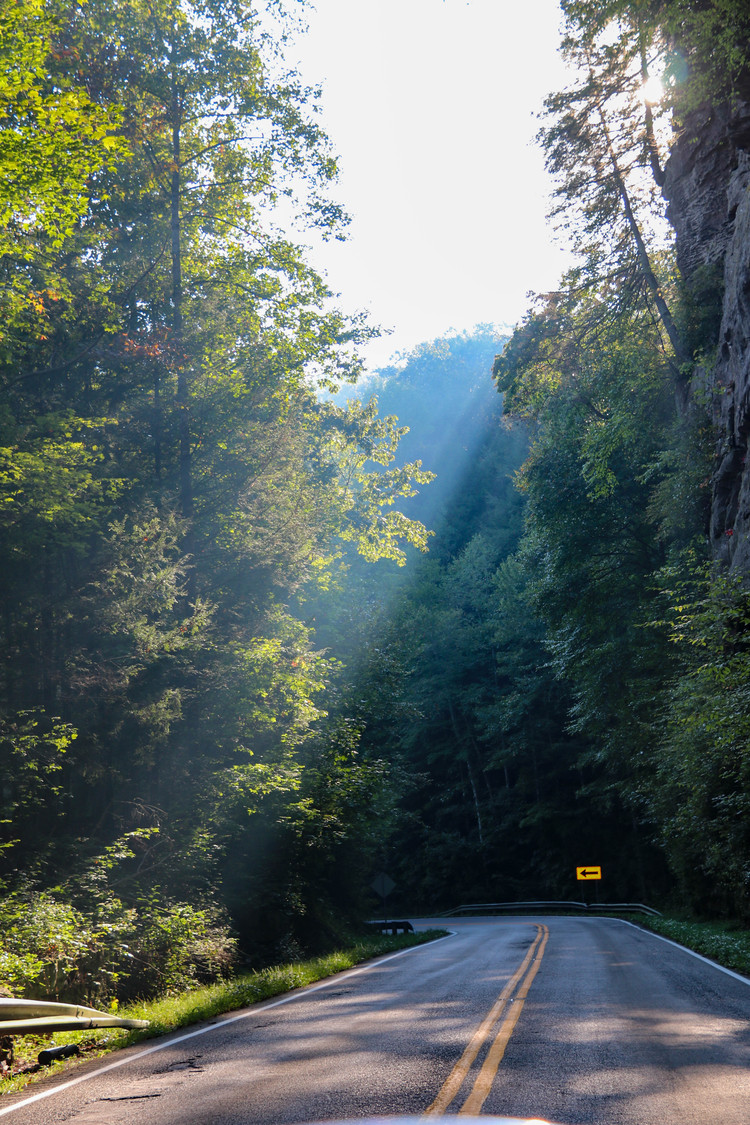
371, 872, 395, 898
576, 866, 602, 881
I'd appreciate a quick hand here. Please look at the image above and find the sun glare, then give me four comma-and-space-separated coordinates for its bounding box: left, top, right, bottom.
641, 74, 664, 104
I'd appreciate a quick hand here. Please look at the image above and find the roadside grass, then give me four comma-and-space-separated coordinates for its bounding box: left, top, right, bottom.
636, 914, 750, 977
0, 930, 447, 1097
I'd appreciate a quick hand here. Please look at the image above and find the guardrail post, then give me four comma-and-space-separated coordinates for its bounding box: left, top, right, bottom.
0, 1034, 12, 1075
38, 1043, 80, 1066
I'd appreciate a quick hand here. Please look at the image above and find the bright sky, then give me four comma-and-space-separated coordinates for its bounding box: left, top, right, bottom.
290, 0, 573, 371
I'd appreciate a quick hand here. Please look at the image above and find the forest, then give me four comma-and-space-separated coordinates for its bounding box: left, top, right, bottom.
2, 0, 750, 1006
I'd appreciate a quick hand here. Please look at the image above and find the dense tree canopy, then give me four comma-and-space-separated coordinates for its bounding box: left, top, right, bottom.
0, 0, 434, 998
491, 0, 750, 919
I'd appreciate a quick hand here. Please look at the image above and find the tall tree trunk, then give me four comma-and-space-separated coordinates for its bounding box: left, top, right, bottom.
447, 696, 484, 844
154, 366, 162, 483
591, 74, 690, 375
609, 147, 686, 368
638, 26, 666, 188
465, 757, 485, 846
170, 62, 192, 518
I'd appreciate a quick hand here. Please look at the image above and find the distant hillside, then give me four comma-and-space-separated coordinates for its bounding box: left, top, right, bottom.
352, 326, 513, 528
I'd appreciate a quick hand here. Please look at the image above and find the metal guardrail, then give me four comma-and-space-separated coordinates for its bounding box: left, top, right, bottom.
437, 900, 662, 918
0, 998, 149, 1036
585, 902, 663, 917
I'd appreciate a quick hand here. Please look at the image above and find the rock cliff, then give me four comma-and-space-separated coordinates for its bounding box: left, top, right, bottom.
664, 98, 750, 569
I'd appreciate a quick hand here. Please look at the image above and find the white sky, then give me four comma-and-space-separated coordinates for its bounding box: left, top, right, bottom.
290, 0, 573, 371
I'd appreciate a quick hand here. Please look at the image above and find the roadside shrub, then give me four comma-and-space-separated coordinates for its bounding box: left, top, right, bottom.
0, 892, 96, 1000
0, 890, 236, 1004
125, 901, 238, 997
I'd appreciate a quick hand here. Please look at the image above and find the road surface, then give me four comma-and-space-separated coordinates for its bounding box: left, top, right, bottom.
1, 916, 749, 1124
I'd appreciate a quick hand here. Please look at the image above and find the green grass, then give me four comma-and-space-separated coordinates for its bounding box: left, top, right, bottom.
636, 914, 750, 976
0, 929, 447, 1096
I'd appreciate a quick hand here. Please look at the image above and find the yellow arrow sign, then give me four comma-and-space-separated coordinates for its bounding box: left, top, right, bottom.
576, 866, 602, 880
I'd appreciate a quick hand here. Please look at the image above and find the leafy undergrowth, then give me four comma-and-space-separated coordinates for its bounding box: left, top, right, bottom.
636, 915, 750, 977
0, 930, 447, 1097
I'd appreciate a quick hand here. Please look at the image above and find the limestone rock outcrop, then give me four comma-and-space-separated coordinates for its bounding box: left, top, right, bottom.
664, 99, 750, 569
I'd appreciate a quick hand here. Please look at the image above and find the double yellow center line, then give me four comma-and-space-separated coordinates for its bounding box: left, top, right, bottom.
423, 922, 549, 1117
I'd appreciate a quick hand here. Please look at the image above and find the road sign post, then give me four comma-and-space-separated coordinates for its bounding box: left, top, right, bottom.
576, 865, 602, 906
371, 872, 395, 926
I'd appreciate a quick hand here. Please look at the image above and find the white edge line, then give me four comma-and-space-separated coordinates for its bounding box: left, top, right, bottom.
0, 933, 452, 1118
615, 917, 750, 987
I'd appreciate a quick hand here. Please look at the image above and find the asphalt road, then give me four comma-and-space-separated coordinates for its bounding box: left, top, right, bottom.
1, 917, 749, 1124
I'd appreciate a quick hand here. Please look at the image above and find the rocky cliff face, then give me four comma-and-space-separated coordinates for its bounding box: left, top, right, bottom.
664, 99, 750, 570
